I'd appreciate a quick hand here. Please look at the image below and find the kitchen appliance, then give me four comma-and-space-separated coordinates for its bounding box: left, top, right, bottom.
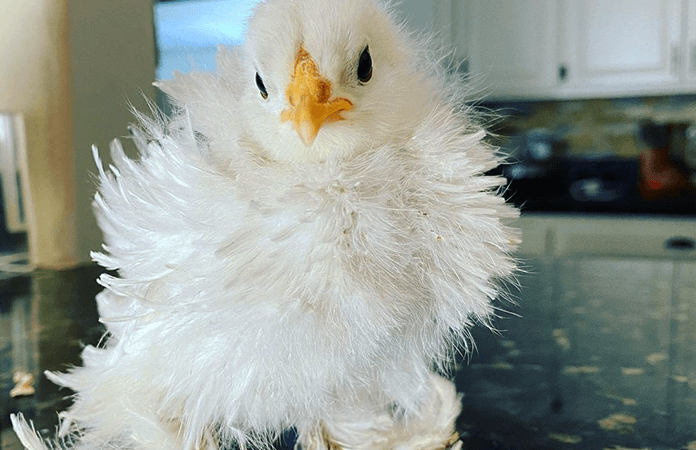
638, 121, 694, 201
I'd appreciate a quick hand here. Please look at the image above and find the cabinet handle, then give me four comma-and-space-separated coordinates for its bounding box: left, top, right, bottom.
665, 237, 695, 251
691, 41, 696, 75
558, 65, 568, 82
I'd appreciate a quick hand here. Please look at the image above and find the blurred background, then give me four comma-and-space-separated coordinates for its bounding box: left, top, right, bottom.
1, 1, 695, 449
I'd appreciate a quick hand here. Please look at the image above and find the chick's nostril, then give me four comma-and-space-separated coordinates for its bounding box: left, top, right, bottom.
316, 81, 330, 103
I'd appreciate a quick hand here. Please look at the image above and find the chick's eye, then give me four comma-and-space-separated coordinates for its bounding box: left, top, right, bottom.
357, 46, 372, 84
255, 72, 268, 100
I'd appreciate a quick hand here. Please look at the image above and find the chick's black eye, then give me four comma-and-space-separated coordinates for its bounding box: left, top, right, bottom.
357, 46, 372, 84
255, 72, 268, 100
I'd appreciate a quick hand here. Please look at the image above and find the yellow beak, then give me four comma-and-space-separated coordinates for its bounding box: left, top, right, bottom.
281, 47, 353, 146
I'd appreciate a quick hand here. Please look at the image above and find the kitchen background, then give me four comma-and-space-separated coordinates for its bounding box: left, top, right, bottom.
2, 1, 696, 449
486, 94, 696, 215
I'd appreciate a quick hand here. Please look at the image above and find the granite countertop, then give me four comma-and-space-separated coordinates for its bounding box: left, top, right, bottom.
2, 255, 696, 450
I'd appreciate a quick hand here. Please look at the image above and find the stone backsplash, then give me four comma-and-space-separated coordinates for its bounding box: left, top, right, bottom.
485, 94, 696, 159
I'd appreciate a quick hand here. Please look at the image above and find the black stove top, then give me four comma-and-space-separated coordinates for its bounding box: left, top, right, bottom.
497, 157, 696, 217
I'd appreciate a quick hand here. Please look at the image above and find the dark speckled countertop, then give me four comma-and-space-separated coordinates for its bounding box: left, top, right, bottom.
2, 252, 696, 450
458, 253, 696, 450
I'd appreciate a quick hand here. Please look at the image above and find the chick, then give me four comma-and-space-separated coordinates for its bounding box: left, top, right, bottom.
12, 1, 519, 449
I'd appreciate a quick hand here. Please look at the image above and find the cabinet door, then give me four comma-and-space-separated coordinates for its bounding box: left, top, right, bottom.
561, 0, 682, 95
465, 0, 559, 99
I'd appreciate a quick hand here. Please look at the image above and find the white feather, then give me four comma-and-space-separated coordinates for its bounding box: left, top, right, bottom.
14, 0, 519, 449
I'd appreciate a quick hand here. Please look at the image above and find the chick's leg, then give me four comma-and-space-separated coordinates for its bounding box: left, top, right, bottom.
297, 373, 461, 450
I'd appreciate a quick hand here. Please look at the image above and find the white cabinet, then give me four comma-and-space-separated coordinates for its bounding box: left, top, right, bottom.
514, 214, 696, 258
457, 0, 696, 100
560, 0, 683, 97
465, 0, 559, 99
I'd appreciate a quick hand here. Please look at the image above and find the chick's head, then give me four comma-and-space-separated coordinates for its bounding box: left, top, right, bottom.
238, 0, 427, 163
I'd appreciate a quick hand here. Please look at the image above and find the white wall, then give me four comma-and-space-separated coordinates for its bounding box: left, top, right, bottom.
0, 0, 77, 268
0, 0, 156, 268
68, 0, 157, 264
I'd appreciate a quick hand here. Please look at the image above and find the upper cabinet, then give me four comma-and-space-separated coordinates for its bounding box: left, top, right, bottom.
561, 0, 682, 96
456, 0, 696, 100
465, 0, 559, 98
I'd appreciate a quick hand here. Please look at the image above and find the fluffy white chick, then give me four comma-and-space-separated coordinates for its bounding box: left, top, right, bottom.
12, 0, 519, 449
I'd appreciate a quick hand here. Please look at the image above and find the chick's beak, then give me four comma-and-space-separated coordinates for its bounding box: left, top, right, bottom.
281, 47, 353, 146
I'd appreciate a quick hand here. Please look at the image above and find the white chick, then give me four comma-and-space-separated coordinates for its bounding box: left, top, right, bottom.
12, 0, 519, 449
